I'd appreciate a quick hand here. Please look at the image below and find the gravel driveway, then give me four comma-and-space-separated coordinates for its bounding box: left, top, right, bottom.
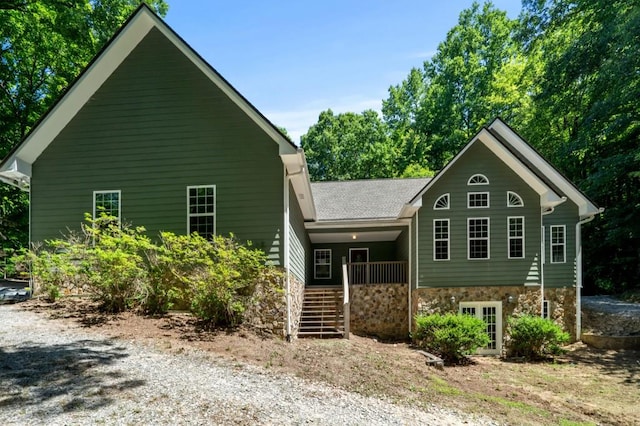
0, 305, 493, 425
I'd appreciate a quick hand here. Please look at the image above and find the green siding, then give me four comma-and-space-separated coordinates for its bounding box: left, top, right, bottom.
542, 202, 578, 288
417, 141, 544, 287
31, 28, 285, 264
289, 184, 310, 282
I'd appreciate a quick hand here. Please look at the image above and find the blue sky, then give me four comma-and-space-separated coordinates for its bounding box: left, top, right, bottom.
165, 1, 523, 143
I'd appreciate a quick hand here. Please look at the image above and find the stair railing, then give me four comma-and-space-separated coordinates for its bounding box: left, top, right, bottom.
341, 256, 350, 339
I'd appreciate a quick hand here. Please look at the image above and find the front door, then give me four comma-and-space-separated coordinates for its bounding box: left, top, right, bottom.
459, 301, 503, 355
349, 248, 369, 284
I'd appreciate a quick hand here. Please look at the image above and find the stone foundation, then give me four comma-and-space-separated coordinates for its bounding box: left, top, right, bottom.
349, 283, 408, 340
412, 286, 578, 341
287, 274, 305, 339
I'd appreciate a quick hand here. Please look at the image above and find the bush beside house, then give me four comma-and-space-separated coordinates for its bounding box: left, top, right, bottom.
16, 216, 283, 331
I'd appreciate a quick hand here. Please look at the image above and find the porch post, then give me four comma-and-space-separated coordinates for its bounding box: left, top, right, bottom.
342, 256, 350, 339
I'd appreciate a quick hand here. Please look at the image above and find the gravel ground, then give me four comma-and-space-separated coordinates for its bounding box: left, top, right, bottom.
0, 305, 495, 425
582, 295, 640, 317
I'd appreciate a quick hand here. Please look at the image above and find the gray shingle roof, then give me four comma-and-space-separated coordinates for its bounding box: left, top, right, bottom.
310, 178, 431, 221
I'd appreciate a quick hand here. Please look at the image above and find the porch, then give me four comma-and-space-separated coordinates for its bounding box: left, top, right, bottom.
298, 260, 409, 339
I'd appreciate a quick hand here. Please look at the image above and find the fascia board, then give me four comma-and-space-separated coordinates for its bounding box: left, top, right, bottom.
7, 6, 297, 174
408, 128, 561, 208
16, 11, 156, 166
489, 119, 599, 217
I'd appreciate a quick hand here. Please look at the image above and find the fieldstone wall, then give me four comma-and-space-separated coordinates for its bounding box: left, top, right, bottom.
412, 285, 578, 341
287, 274, 305, 339
349, 283, 408, 340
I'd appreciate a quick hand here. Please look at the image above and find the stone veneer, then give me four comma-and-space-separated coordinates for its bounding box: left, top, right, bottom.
412, 286, 578, 341
244, 270, 305, 339
349, 283, 408, 340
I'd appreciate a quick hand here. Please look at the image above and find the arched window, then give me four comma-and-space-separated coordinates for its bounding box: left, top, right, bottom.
507, 191, 524, 207
434, 193, 450, 210
468, 174, 489, 185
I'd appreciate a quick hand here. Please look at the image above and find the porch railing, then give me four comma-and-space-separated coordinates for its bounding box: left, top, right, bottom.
347, 261, 408, 285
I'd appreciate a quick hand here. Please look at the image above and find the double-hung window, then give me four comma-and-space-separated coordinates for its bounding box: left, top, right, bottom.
468, 218, 490, 259
93, 190, 121, 222
433, 219, 450, 261
550, 225, 566, 263
314, 249, 331, 279
188, 185, 216, 239
508, 217, 525, 259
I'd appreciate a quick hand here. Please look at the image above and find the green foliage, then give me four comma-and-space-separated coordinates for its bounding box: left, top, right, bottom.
177, 233, 268, 326
413, 313, 490, 365
506, 315, 570, 360
0, 0, 168, 254
301, 109, 397, 181
24, 215, 275, 325
81, 215, 151, 312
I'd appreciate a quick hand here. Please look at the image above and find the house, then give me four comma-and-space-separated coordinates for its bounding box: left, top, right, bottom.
0, 5, 601, 353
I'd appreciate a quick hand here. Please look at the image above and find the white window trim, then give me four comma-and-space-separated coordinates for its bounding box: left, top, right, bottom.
467, 191, 490, 208
507, 191, 524, 207
550, 225, 566, 264
187, 185, 216, 237
93, 190, 121, 221
433, 219, 450, 261
467, 217, 490, 260
459, 301, 502, 355
314, 248, 332, 279
433, 193, 450, 210
467, 174, 489, 185
507, 216, 525, 259
543, 300, 551, 319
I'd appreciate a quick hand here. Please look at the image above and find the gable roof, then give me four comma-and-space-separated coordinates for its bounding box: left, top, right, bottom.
487, 119, 601, 218
0, 4, 298, 190
311, 177, 430, 222
407, 118, 601, 218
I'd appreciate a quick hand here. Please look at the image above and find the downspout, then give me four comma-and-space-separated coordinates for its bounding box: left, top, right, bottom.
284, 166, 305, 341
415, 211, 419, 295
576, 209, 602, 339
283, 166, 291, 341
407, 219, 412, 335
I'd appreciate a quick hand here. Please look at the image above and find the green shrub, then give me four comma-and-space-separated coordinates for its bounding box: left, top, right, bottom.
23, 215, 274, 326
168, 233, 268, 326
412, 313, 490, 364
506, 315, 570, 360
81, 215, 151, 312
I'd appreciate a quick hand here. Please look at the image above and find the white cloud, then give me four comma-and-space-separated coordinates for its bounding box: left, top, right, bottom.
265, 96, 383, 144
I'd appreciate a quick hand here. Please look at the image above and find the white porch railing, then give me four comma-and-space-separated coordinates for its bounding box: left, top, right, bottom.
347, 261, 408, 285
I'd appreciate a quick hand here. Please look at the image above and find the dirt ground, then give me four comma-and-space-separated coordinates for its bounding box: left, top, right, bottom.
18, 298, 640, 426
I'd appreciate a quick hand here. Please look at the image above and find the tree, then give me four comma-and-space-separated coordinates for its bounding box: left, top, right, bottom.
519, 0, 640, 293
383, 1, 531, 171
0, 0, 168, 250
301, 109, 397, 181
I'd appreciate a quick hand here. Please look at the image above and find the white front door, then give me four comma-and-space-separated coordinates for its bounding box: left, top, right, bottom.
459, 301, 503, 355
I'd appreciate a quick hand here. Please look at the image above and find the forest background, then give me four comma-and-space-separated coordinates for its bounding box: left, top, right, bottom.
1, 0, 637, 294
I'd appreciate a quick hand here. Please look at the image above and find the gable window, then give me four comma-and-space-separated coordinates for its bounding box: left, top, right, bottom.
468, 217, 490, 259
93, 190, 121, 221
434, 193, 450, 210
508, 216, 525, 259
467, 174, 489, 185
433, 219, 450, 261
188, 185, 216, 239
507, 191, 524, 207
468, 192, 489, 208
314, 249, 332, 279
550, 225, 566, 263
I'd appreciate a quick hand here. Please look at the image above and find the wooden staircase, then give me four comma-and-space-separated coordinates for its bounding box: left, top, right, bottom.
298, 287, 345, 338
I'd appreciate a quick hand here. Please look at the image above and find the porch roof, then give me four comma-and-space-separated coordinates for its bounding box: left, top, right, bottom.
310, 177, 430, 221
